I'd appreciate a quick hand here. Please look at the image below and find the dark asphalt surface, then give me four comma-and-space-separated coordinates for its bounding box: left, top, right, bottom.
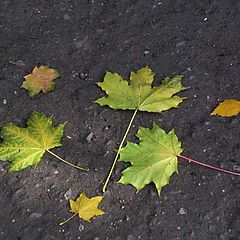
0, 1, 240, 239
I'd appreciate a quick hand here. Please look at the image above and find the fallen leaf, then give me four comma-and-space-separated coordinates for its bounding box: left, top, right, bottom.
0, 111, 64, 172
95, 66, 186, 112
95, 66, 187, 193
211, 99, 240, 117
70, 193, 105, 222
22, 65, 60, 97
119, 122, 183, 195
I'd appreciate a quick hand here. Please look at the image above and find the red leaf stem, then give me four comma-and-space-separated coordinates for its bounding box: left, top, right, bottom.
177, 154, 240, 176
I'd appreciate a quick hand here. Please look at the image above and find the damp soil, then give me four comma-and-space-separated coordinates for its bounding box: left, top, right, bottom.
0, 1, 240, 240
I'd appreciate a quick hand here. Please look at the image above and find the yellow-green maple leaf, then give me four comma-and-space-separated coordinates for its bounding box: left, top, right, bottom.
119, 123, 183, 195
69, 193, 105, 222
95, 66, 186, 112
0, 111, 64, 172
22, 65, 60, 97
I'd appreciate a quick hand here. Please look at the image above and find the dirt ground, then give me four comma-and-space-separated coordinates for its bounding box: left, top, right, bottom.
0, 0, 240, 239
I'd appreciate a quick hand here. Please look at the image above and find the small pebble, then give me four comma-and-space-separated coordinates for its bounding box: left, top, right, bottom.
179, 207, 187, 215
63, 13, 71, 20
64, 189, 72, 200
78, 224, 84, 232
233, 165, 240, 171
127, 235, 134, 240
176, 41, 186, 47
3, 99, 7, 104
79, 72, 87, 79
144, 50, 150, 55
34, 183, 40, 188
72, 72, 78, 78
86, 132, 94, 143
29, 212, 42, 219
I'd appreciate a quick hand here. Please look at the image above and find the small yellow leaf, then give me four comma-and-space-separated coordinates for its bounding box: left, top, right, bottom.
22, 65, 60, 97
211, 99, 240, 117
69, 193, 105, 222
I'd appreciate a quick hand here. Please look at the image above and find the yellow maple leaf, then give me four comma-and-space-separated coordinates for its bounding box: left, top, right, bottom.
22, 65, 60, 97
60, 193, 105, 225
211, 99, 240, 117
70, 193, 105, 222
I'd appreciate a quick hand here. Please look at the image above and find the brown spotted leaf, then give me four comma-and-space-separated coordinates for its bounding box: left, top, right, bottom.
22, 65, 60, 97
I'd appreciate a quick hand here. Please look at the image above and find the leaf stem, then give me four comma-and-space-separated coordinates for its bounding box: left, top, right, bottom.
9, 61, 31, 73
59, 213, 78, 226
102, 109, 138, 192
47, 150, 89, 171
177, 154, 240, 176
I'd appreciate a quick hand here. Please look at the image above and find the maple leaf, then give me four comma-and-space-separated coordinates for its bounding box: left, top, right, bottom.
95, 66, 186, 112
22, 65, 60, 97
119, 122, 183, 195
0, 111, 64, 172
95, 66, 187, 192
69, 193, 105, 222
211, 99, 240, 117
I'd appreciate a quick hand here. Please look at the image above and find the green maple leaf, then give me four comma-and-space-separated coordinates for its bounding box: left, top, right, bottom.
95, 66, 186, 112
95, 66, 187, 193
119, 122, 183, 195
0, 111, 64, 172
